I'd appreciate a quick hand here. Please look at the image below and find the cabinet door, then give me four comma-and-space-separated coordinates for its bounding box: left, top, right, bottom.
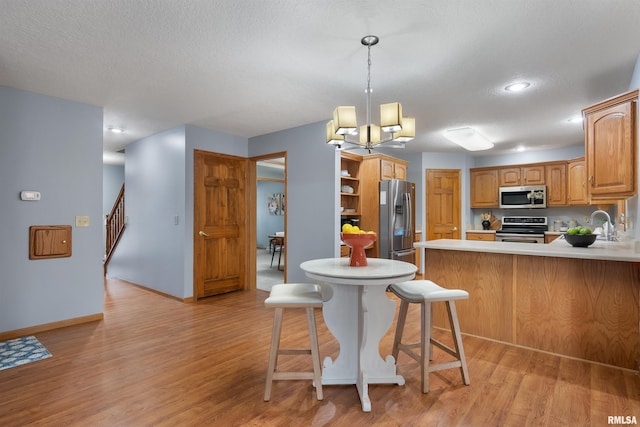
545, 163, 567, 206
499, 168, 521, 186
381, 159, 395, 179
522, 166, 545, 185
394, 163, 407, 180
470, 168, 499, 208
567, 159, 589, 205
585, 92, 637, 197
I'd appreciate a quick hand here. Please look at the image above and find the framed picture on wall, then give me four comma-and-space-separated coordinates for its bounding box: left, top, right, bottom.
268, 193, 284, 215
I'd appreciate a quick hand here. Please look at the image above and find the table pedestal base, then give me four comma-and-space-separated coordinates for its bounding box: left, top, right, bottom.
321, 283, 404, 412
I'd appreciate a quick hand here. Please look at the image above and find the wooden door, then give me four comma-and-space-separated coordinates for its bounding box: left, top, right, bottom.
194, 150, 247, 299
426, 169, 461, 240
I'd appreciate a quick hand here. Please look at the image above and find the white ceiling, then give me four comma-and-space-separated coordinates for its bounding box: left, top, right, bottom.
2, 0, 640, 157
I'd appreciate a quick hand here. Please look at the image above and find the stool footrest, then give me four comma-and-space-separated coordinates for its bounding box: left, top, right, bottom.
426, 360, 463, 374
278, 348, 312, 356
431, 339, 457, 359
273, 372, 316, 381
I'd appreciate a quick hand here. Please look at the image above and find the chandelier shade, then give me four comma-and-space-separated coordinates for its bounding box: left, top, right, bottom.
392, 117, 415, 142
326, 121, 344, 145
380, 102, 403, 132
333, 106, 357, 135
326, 35, 414, 151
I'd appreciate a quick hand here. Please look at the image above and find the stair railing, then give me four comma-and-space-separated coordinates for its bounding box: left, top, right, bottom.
104, 184, 126, 274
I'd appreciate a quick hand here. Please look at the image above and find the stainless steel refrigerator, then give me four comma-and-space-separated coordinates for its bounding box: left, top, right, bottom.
379, 179, 416, 263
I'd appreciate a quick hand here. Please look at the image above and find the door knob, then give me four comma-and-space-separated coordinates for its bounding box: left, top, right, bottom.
452, 227, 458, 231
199, 231, 209, 237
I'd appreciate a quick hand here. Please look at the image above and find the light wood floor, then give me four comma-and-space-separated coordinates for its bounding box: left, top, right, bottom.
1, 278, 639, 426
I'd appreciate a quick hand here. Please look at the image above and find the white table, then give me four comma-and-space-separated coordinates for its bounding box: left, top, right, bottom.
299, 257, 417, 412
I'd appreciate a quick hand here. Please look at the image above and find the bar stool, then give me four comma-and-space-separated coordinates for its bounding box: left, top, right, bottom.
388, 280, 470, 393
263, 283, 332, 401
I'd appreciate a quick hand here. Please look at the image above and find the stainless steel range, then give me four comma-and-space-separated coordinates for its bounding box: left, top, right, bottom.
495, 216, 548, 243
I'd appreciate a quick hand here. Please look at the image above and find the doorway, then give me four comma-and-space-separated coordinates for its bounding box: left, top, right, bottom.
253, 153, 286, 291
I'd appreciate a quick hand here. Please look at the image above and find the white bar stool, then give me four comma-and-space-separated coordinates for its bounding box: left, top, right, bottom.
388, 280, 470, 393
263, 283, 332, 401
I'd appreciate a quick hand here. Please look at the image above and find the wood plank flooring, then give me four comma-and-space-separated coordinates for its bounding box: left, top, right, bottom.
1, 278, 639, 426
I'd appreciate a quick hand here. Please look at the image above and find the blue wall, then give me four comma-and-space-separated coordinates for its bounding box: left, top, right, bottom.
257, 180, 285, 248
107, 124, 249, 298
0, 86, 104, 333
249, 121, 339, 283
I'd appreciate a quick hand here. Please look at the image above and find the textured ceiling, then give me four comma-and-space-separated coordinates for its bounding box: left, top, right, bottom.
1, 0, 640, 156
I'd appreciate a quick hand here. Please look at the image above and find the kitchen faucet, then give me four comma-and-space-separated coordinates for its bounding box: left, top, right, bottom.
589, 209, 615, 241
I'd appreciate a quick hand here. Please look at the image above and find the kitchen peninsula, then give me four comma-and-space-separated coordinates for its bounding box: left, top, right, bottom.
415, 238, 640, 371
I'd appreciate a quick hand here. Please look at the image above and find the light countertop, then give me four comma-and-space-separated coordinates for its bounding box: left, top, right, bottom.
415, 238, 640, 262
466, 229, 496, 234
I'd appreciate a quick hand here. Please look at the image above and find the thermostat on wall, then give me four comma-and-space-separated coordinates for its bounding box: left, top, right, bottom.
20, 191, 41, 201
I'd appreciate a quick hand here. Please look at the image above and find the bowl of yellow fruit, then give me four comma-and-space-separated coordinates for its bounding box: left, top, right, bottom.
564, 227, 597, 247
341, 223, 376, 267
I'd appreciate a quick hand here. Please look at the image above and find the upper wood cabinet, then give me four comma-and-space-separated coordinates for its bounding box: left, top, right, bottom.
499, 165, 545, 187
567, 158, 589, 206
545, 162, 567, 206
470, 167, 499, 208
380, 158, 407, 180
583, 89, 638, 198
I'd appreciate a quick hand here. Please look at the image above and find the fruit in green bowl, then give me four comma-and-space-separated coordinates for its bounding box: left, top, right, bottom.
566, 226, 592, 235
564, 232, 597, 247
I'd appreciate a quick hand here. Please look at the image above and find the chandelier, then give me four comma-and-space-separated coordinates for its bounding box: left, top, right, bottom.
326, 35, 415, 151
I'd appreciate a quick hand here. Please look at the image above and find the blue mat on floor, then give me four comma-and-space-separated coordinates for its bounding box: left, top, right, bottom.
0, 336, 51, 371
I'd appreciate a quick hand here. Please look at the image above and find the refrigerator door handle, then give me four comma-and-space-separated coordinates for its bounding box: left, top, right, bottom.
405, 193, 412, 235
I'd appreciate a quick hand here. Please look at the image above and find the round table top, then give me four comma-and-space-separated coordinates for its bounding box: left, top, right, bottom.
300, 258, 417, 285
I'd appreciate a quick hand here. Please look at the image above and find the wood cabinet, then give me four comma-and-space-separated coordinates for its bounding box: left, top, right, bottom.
567, 158, 589, 205
545, 162, 567, 206
583, 89, 638, 198
544, 234, 561, 244
340, 152, 362, 218
470, 168, 499, 208
381, 158, 407, 180
499, 165, 545, 187
466, 231, 496, 241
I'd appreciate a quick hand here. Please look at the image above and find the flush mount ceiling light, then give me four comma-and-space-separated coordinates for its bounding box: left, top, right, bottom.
444, 127, 494, 151
504, 82, 531, 92
107, 127, 126, 134
326, 35, 415, 152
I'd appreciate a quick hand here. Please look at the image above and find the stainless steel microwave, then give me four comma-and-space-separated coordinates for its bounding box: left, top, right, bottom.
499, 185, 546, 209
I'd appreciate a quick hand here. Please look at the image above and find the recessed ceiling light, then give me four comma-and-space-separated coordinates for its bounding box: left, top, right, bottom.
516, 146, 526, 152
107, 127, 125, 134
505, 82, 531, 92
567, 115, 583, 123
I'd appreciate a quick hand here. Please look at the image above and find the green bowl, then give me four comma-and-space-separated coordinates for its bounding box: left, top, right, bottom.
564, 233, 597, 247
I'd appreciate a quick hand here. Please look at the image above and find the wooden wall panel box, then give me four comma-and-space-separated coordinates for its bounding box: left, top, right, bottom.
29, 225, 72, 259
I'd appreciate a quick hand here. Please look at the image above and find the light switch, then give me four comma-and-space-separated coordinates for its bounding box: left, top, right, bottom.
75, 215, 90, 227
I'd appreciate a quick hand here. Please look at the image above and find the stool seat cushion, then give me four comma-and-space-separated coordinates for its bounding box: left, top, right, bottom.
265, 283, 329, 308
389, 280, 469, 303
